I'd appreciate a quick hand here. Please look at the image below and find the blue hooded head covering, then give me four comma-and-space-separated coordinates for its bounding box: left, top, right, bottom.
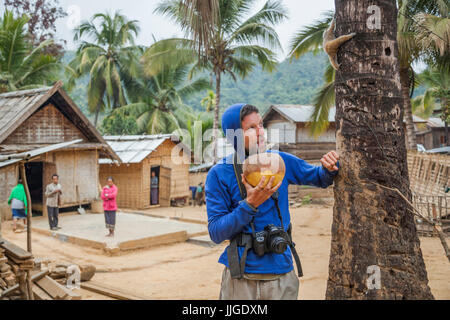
221, 103, 249, 164
222, 103, 246, 151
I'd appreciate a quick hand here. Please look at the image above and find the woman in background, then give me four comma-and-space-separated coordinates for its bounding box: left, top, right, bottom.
101, 177, 118, 237
8, 179, 28, 233
150, 171, 159, 205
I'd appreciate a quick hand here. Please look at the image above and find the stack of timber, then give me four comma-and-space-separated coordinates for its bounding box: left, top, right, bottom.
43, 261, 149, 300
0, 238, 33, 300
32, 273, 81, 300
1, 239, 148, 300
0, 238, 82, 300
0, 246, 18, 298
30, 260, 96, 300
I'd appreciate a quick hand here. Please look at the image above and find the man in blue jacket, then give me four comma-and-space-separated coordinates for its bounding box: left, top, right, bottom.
205, 103, 340, 300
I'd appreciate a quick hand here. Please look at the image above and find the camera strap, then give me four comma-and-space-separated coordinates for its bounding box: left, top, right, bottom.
228, 152, 303, 279
233, 152, 247, 199
272, 194, 303, 278
228, 152, 250, 279
227, 232, 253, 279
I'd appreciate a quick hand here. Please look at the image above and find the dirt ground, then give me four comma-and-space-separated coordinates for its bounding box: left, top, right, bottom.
1, 204, 449, 300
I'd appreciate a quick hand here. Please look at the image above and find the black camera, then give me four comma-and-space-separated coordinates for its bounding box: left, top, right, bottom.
252, 224, 290, 257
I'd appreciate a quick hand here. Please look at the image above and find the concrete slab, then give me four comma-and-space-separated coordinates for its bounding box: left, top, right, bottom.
32, 212, 208, 254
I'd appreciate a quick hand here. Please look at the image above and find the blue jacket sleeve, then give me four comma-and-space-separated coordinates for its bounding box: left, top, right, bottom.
281, 152, 340, 188
205, 168, 257, 244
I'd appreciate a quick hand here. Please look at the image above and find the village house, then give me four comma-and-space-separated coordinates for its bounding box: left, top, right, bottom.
416, 117, 450, 151
188, 137, 234, 190
0, 82, 121, 222
263, 105, 428, 162
99, 135, 191, 209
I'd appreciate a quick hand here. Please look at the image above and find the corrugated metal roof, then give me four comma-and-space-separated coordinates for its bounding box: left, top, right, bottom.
0, 139, 82, 168
268, 105, 334, 123
189, 138, 235, 172
277, 105, 321, 122
189, 163, 214, 173
427, 117, 446, 128
266, 105, 428, 124
100, 135, 174, 164
412, 115, 428, 123
426, 146, 450, 154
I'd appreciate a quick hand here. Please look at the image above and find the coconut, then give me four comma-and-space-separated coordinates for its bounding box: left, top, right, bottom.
243, 153, 286, 188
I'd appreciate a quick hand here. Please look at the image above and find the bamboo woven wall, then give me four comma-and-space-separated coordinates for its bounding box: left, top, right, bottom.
0, 165, 19, 221
100, 139, 191, 209
407, 151, 450, 196
52, 150, 99, 206
189, 172, 208, 187
99, 163, 143, 209
4, 104, 86, 145
0, 150, 100, 219
146, 139, 190, 200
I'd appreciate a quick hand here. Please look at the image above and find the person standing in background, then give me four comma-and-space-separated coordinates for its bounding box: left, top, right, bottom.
45, 174, 62, 231
151, 171, 159, 205
8, 179, 28, 232
195, 182, 204, 207
101, 177, 118, 237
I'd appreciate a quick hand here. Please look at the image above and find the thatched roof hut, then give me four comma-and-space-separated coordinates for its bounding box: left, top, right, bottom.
0, 81, 120, 221
99, 135, 191, 209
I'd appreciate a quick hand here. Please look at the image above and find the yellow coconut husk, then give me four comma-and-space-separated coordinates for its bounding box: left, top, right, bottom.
243, 153, 286, 188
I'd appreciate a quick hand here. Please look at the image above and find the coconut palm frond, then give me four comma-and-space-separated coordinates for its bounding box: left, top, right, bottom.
288, 10, 334, 60
306, 79, 336, 139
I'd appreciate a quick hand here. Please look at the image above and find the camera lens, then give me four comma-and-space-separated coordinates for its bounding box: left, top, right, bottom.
270, 237, 288, 254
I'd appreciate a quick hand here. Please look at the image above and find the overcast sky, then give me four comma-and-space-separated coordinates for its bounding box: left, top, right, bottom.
53, 0, 335, 60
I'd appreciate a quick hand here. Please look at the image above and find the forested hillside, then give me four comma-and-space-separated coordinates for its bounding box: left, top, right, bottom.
184, 52, 330, 114
63, 51, 329, 120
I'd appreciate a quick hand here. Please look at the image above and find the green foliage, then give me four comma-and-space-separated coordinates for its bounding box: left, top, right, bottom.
201, 90, 216, 112
100, 112, 139, 135
115, 60, 210, 135
149, 0, 288, 163
288, 10, 334, 59
183, 112, 214, 151
412, 67, 450, 120
66, 11, 141, 126
288, 1, 449, 138
66, 50, 329, 122
0, 10, 61, 93
183, 52, 329, 114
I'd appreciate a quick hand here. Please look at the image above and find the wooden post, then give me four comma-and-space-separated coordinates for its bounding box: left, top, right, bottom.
432, 202, 437, 220
18, 271, 28, 300
26, 270, 33, 300
19, 162, 34, 300
19, 163, 32, 254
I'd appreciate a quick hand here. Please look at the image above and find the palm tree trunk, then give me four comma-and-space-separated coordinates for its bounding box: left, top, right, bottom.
212, 70, 221, 163
400, 67, 417, 150
94, 107, 100, 127
326, 0, 434, 299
